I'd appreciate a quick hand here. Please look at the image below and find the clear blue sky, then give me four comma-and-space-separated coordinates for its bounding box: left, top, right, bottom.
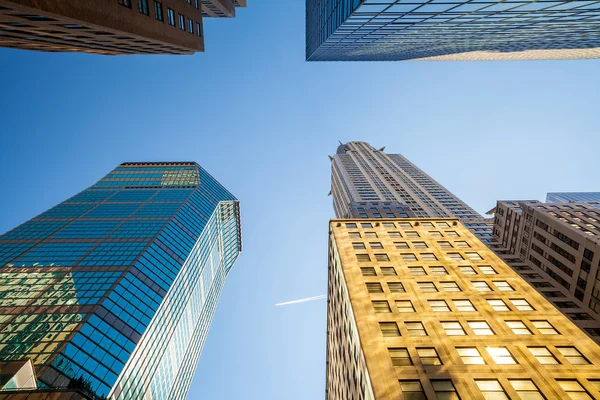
0, 1, 599, 399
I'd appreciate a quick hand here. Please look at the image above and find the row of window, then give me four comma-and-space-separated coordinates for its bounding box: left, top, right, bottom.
366, 280, 522, 295
118, 0, 201, 37
356, 251, 484, 263
360, 264, 496, 277
373, 297, 531, 314
348, 229, 461, 239
346, 221, 453, 229
353, 240, 473, 250
400, 378, 599, 400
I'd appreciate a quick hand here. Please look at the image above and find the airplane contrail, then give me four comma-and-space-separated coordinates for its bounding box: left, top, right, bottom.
275, 294, 326, 307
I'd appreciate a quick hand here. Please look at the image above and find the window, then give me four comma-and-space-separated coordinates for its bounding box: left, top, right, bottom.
346, 223, 357, 228
361, 223, 373, 228
421, 253, 438, 261
455, 241, 470, 249
395, 242, 410, 249
479, 265, 497, 275
388, 282, 405, 293
446, 231, 460, 237
442, 321, 465, 336
396, 300, 415, 313
469, 321, 494, 335
153, 0, 163, 20
457, 347, 485, 364
556, 347, 590, 365
421, 222, 434, 228
506, 321, 532, 335
409, 267, 427, 276
380, 322, 400, 337
418, 282, 437, 292
119, 0, 132, 7
366, 283, 383, 293
487, 299, 509, 311
390, 348, 412, 366
399, 222, 413, 228
417, 348, 442, 365
406, 231, 420, 238
510, 299, 534, 311
448, 253, 464, 261
383, 222, 395, 228
509, 380, 544, 400
454, 299, 476, 312
438, 241, 453, 248
441, 281, 461, 292
406, 321, 427, 336
557, 380, 592, 399
401, 253, 418, 262
472, 281, 492, 292
361, 267, 376, 276
532, 320, 559, 335
429, 231, 443, 237
430, 266, 448, 275
413, 241, 428, 249
349, 232, 361, 238
381, 267, 397, 276
429, 300, 450, 312
195, 0, 199, 8
528, 347, 559, 364
476, 380, 508, 400
138, 0, 149, 14
389, 231, 402, 238
167, 8, 175, 25
353, 242, 366, 249
399, 380, 426, 399
365, 232, 378, 238
375, 254, 390, 261
466, 252, 483, 260
459, 266, 476, 275
438, 222, 451, 228
493, 281, 514, 291
356, 254, 371, 262
370, 242, 384, 249
372, 300, 391, 313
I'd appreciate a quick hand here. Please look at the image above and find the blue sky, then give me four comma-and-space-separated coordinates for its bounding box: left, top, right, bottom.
0, 1, 599, 399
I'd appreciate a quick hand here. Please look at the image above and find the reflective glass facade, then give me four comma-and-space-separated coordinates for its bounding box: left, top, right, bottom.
547, 192, 600, 206
306, 0, 600, 61
0, 162, 242, 399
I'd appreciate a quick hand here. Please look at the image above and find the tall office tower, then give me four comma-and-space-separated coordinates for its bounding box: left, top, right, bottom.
0, 0, 245, 55
306, 0, 600, 61
328, 217, 600, 400
0, 162, 242, 399
331, 141, 493, 244
490, 200, 600, 342
547, 192, 600, 207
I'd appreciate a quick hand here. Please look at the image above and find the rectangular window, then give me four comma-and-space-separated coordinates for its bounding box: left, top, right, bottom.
365, 232, 378, 238
457, 347, 485, 364
349, 232, 361, 238
441, 281, 461, 292
510, 299, 534, 311
396, 300, 415, 313
429, 300, 450, 312
421, 253, 438, 261
388, 282, 405, 293
366, 283, 383, 293
370, 242, 383, 249
195, 0, 199, 8
438, 241, 453, 248
421, 222, 435, 228
476, 380, 508, 399
446, 231, 460, 237
459, 266, 476, 275
506, 321, 532, 335
532, 320, 559, 335
167, 8, 175, 25
479, 265, 497, 275
417, 348, 442, 366
442, 321, 465, 336
509, 380, 544, 399
455, 241, 471, 248
400, 380, 425, 398
409, 267, 427, 276
119, 0, 132, 7
361, 223, 373, 228
153, 1, 163, 20
454, 299, 476, 312
375, 254, 390, 261
381, 267, 397, 276
138, 0, 149, 14
418, 282, 437, 292
361, 267, 376, 276
438, 222, 451, 228
352, 242, 366, 249
390, 348, 412, 366
429, 231, 443, 237
356, 254, 371, 262
372, 300, 391, 313
413, 241, 428, 249
556, 347, 590, 365
179, 13, 185, 30
380, 322, 400, 337
383, 222, 396, 228
406, 321, 427, 336
448, 253, 464, 260
406, 231, 420, 238
399, 222, 413, 228
472, 281, 492, 292
430, 266, 448, 275
487, 299, 509, 311
388, 231, 402, 238
487, 347, 517, 364
346, 223, 357, 228
395, 241, 410, 249
528, 347, 559, 364
466, 252, 483, 260
493, 281, 514, 291
401, 253, 418, 261
468, 321, 494, 335
557, 380, 592, 400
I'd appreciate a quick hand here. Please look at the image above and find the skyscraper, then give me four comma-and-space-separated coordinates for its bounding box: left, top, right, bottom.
331, 141, 493, 243
0, 0, 245, 55
547, 192, 600, 206
490, 199, 600, 341
0, 162, 242, 399
306, 0, 600, 61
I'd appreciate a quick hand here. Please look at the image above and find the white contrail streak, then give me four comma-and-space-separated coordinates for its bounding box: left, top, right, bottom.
275, 294, 326, 307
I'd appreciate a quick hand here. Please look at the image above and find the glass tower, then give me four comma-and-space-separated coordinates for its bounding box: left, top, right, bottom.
547, 192, 600, 205
331, 141, 493, 243
306, 0, 600, 61
0, 162, 242, 399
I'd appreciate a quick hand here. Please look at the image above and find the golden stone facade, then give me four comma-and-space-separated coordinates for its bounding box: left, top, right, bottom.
327, 218, 600, 400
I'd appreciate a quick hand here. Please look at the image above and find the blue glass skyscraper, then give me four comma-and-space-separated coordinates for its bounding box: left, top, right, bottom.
0, 162, 242, 399
547, 192, 600, 205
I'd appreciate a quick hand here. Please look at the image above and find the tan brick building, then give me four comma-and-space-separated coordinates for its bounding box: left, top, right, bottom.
327, 218, 600, 400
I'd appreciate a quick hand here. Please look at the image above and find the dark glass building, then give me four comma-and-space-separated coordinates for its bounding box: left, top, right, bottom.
0, 162, 242, 399
306, 0, 600, 61
547, 192, 600, 206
